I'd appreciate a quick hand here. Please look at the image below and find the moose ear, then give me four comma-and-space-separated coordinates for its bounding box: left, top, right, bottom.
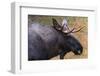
52, 18, 59, 26
52, 18, 61, 30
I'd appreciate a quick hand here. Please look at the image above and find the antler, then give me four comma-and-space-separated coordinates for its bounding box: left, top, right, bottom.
71, 26, 85, 33
52, 18, 85, 34
64, 26, 85, 34
62, 19, 85, 34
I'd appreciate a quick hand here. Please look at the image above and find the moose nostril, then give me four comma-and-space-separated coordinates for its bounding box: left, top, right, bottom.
73, 50, 82, 55
78, 50, 81, 54
78, 49, 83, 55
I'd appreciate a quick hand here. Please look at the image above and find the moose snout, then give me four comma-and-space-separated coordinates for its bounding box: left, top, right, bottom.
73, 46, 83, 55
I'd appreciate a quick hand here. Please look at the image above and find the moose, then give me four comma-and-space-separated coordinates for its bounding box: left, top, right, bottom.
28, 18, 83, 60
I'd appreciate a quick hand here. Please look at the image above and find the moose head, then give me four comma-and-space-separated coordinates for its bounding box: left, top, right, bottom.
52, 18, 84, 56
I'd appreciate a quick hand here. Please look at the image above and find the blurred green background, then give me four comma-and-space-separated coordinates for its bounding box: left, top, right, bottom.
28, 15, 88, 59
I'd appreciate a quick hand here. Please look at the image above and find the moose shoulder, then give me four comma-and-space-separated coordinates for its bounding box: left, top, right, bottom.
28, 18, 83, 60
